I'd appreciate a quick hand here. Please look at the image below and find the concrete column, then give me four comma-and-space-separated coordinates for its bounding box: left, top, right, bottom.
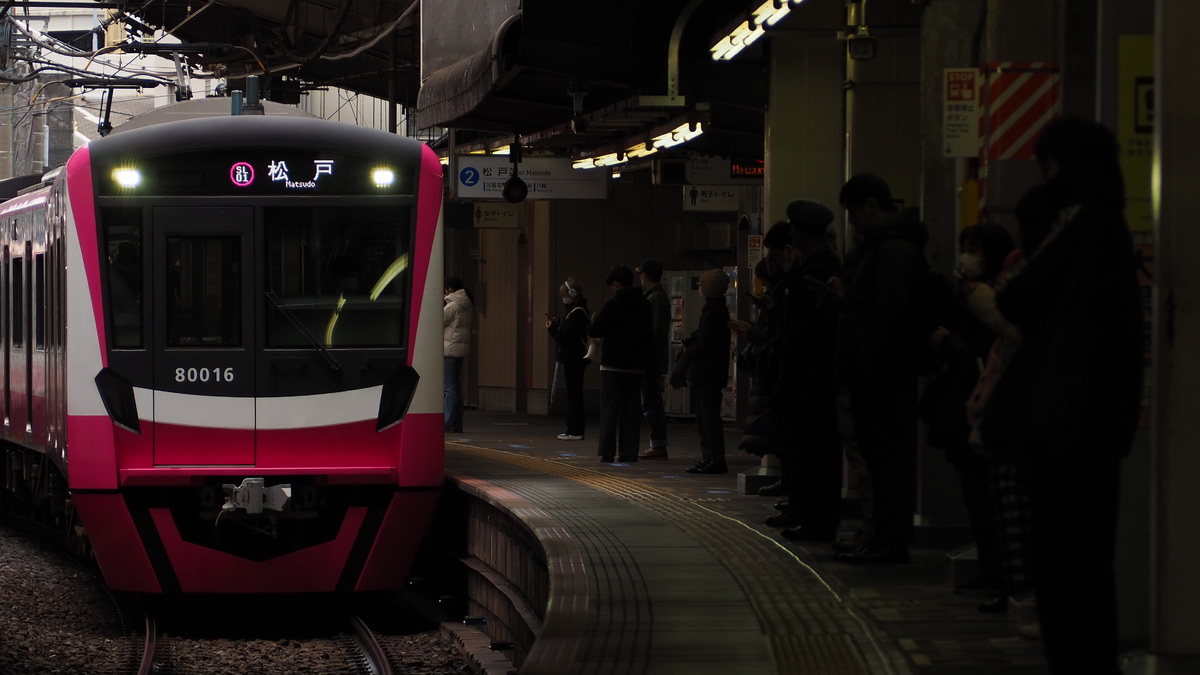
1152, 0, 1200, 661
764, 18, 845, 231
844, 2, 922, 223
918, 0, 986, 271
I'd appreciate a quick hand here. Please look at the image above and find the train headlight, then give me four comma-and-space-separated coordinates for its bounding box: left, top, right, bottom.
112, 168, 141, 188
371, 168, 395, 187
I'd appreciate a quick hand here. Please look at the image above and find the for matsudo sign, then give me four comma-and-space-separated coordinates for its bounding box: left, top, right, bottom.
455, 156, 607, 200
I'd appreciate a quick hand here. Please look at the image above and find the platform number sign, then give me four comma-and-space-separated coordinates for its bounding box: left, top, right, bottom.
459, 166, 480, 188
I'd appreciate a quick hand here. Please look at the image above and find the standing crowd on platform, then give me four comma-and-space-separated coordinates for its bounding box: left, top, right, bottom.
533, 115, 1138, 675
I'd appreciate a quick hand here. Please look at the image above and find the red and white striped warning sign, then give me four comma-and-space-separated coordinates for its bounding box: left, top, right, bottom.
983, 62, 1061, 160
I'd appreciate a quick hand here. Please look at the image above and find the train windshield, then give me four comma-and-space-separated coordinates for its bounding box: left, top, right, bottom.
263, 206, 410, 349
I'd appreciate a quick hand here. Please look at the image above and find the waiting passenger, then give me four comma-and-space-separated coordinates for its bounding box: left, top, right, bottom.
921, 223, 1015, 598
443, 277, 473, 433
588, 265, 653, 463
636, 259, 671, 460
981, 116, 1142, 675
683, 268, 731, 475
831, 173, 930, 565
546, 278, 591, 441
776, 201, 843, 542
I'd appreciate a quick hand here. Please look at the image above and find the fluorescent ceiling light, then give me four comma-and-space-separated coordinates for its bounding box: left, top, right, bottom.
573, 121, 704, 169
711, 0, 804, 61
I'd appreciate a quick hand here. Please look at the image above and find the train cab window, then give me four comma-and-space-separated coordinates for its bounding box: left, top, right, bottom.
11, 256, 22, 349
264, 206, 410, 349
106, 232, 143, 349
166, 236, 241, 347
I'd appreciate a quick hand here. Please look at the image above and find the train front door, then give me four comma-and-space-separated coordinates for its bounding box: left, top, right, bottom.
151, 207, 256, 466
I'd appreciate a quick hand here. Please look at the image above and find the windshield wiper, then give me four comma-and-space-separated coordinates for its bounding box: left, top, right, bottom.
264, 291, 342, 372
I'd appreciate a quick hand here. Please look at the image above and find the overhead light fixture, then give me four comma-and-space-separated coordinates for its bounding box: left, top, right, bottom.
652, 122, 704, 149
711, 0, 804, 61
573, 152, 627, 170
573, 121, 705, 170
625, 142, 657, 159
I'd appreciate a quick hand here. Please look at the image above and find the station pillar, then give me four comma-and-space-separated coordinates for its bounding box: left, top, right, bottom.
1150, 0, 1200, 664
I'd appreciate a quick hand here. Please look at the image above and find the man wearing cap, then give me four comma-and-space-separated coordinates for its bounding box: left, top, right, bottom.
752, 203, 843, 541
777, 200, 844, 542
636, 258, 671, 460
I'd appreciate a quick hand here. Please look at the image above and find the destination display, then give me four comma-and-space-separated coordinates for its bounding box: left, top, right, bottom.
95, 150, 417, 197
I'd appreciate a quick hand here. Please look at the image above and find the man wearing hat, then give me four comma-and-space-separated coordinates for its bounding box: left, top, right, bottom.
636, 258, 671, 459
772, 200, 844, 543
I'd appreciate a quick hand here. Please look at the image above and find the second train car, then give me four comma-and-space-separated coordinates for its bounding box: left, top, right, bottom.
0, 108, 446, 593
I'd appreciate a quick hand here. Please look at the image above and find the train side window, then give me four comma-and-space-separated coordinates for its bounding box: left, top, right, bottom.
33, 253, 44, 350
11, 256, 21, 349
166, 236, 241, 347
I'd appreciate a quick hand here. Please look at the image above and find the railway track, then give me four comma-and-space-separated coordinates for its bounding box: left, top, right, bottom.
347, 616, 394, 675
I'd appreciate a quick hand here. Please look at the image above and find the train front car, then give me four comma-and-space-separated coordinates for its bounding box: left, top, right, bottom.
66, 116, 446, 593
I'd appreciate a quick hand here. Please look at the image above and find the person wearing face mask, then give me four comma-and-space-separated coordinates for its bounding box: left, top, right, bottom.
922, 224, 1015, 600
546, 278, 591, 441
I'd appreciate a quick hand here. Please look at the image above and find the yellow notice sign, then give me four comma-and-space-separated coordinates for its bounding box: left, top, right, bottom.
1118, 35, 1154, 233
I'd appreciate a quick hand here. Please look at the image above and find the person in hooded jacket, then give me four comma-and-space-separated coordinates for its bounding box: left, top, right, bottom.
546, 278, 591, 440
830, 173, 930, 565
443, 277, 473, 433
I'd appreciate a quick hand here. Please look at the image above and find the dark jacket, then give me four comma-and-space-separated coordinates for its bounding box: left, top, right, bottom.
835, 208, 930, 378
548, 302, 591, 363
587, 286, 653, 371
987, 201, 1142, 459
645, 284, 672, 375
778, 244, 842, 407
685, 296, 731, 387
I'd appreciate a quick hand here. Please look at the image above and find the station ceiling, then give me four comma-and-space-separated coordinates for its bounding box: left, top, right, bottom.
105, 0, 787, 163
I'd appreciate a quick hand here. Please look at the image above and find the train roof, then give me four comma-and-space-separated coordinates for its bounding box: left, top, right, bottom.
110, 98, 318, 134
0, 174, 45, 199
88, 112, 428, 165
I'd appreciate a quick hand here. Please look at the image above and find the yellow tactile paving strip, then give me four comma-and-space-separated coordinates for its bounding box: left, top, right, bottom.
448, 442, 906, 675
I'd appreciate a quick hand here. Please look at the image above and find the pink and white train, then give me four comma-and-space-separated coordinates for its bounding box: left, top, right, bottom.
0, 108, 446, 593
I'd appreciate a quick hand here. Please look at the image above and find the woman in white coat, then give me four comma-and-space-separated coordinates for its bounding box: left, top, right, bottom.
443, 277, 473, 432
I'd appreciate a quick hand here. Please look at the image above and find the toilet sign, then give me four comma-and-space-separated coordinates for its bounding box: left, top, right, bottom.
943, 68, 981, 157
473, 202, 520, 228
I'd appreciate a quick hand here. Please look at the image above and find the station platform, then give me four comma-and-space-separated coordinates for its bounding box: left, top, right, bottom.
441, 410, 1053, 675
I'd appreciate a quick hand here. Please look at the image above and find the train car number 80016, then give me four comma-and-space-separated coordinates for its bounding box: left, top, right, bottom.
175, 367, 236, 383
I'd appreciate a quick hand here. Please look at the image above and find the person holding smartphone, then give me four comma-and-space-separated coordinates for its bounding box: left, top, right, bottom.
546, 278, 591, 441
